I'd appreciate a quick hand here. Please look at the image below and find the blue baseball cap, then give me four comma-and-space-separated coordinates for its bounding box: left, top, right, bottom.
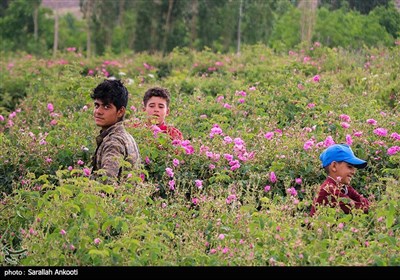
320, 144, 367, 169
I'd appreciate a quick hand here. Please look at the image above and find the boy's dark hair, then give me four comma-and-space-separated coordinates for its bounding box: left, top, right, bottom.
91, 79, 129, 111
143, 87, 170, 108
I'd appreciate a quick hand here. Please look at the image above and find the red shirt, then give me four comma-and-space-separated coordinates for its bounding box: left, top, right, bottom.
310, 177, 369, 216
158, 122, 183, 141
129, 121, 183, 141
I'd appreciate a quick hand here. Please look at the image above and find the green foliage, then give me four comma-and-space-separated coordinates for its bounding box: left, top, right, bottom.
0, 44, 399, 266
57, 13, 86, 52
269, 6, 301, 52
1, 0, 397, 56
370, 2, 400, 39
0, 0, 53, 54
314, 7, 394, 49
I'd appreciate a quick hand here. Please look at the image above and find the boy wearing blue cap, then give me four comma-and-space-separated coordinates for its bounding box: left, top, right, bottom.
310, 144, 370, 216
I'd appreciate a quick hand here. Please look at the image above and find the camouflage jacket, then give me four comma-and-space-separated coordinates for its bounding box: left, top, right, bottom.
91, 121, 141, 182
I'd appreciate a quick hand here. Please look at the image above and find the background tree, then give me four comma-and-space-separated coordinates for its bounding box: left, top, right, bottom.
93, 0, 120, 53
161, 0, 174, 55
1, 0, 398, 56
314, 7, 394, 48
237, 0, 243, 54
108, 0, 135, 53
58, 13, 86, 52
196, 0, 237, 52
32, 0, 41, 41
0, 0, 11, 17
299, 0, 318, 47
188, 0, 199, 49
241, 0, 280, 46
319, 0, 392, 13
370, 1, 400, 38
347, 0, 392, 14
80, 0, 95, 57
269, 6, 301, 52
0, 0, 52, 54
52, 1, 59, 57
134, 0, 159, 53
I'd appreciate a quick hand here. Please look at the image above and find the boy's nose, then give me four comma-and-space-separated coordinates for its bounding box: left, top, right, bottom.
95, 107, 103, 114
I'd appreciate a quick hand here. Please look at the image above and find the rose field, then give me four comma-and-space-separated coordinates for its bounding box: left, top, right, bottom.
0, 43, 399, 266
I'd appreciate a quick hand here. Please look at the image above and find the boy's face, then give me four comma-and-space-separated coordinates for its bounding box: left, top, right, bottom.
143, 96, 169, 125
93, 99, 125, 130
330, 161, 357, 185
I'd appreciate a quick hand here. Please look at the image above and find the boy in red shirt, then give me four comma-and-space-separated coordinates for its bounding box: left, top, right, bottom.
310, 144, 370, 216
133, 87, 183, 141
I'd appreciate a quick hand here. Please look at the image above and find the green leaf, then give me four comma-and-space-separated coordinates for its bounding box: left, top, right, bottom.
58, 187, 73, 197
386, 201, 395, 228
88, 207, 96, 219
258, 216, 265, 230
89, 249, 110, 257
337, 214, 352, 223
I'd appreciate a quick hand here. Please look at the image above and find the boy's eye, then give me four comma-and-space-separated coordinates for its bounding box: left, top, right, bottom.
347, 163, 355, 169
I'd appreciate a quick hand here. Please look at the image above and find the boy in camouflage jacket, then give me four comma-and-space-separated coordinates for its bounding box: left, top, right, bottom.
90, 79, 141, 183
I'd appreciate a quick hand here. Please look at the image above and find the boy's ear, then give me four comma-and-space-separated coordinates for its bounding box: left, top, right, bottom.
331, 161, 337, 172
117, 107, 126, 118
166, 108, 170, 116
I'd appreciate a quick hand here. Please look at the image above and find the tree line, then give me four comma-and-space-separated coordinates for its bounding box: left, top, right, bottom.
1, 0, 399, 57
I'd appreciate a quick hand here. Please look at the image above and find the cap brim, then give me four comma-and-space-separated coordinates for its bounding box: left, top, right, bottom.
346, 157, 367, 169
